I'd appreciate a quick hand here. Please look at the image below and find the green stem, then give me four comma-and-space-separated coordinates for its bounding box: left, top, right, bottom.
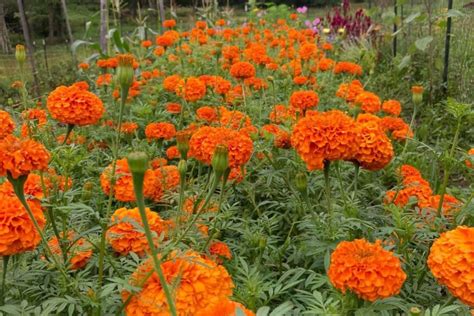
353, 162, 360, 199
130, 171, 177, 316
0, 256, 9, 305
62, 124, 75, 145
437, 118, 462, 217
323, 161, 333, 226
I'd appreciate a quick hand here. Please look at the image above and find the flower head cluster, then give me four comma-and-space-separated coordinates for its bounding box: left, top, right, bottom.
0, 193, 45, 256
354, 121, 394, 170
428, 226, 474, 306
145, 122, 176, 141
196, 106, 218, 123
47, 83, 104, 126
0, 110, 15, 138
189, 126, 253, 168
334, 61, 363, 76
289, 90, 319, 112
354, 91, 381, 114
230, 61, 256, 79
382, 100, 402, 117
175, 76, 207, 102
0, 135, 50, 179
336, 80, 364, 103
107, 207, 171, 256
123, 250, 234, 315
328, 239, 406, 302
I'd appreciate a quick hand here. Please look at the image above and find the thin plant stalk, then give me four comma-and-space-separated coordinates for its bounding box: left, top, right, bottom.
0, 256, 9, 305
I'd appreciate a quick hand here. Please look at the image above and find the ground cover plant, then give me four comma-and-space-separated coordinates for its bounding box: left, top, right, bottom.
0, 1, 473, 315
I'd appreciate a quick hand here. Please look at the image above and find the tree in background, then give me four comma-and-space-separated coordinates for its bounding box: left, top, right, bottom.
0, 3, 11, 53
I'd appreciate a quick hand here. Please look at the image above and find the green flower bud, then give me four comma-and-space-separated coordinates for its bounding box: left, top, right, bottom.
212, 144, 229, 175
409, 307, 421, 316
127, 152, 149, 174
15, 44, 26, 67
116, 54, 135, 90
176, 131, 191, 159
295, 172, 308, 193
178, 159, 187, 176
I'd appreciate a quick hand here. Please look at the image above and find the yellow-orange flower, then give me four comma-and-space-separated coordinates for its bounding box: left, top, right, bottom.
219, 107, 252, 130
382, 100, 402, 117
334, 61, 363, 76
289, 90, 319, 112
428, 226, 474, 306
189, 126, 253, 168
154, 165, 180, 191
175, 77, 207, 102
47, 83, 104, 126
0, 193, 45, 256
163, 19, 176, 28
0, 135, 50, 179
230, 61, 256, 79
0, 110, 15, 138
354, 91, 381, 114
209, 240, 232, 260
354, 121, 393, 170
336, 80, 364, 103
100, 159, 158, 202
145, 122, 176, 141
328, 239, 406, 302
107, 207, 170, 256
123, 250, 234, 315
291, 110, 358, 170
196, 106, 218, 123
163, 75, 183, 92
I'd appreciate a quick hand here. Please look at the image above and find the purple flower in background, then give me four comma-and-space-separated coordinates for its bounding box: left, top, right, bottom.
313, 18, 321, 26
297, 6, 308, 14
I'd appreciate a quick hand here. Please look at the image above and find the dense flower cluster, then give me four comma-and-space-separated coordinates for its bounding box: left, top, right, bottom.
145, 122, 176, 141
0, 110, 15, 138
328, 239, 406, 301
428, 226, 474, 306
47, 82, 104, 126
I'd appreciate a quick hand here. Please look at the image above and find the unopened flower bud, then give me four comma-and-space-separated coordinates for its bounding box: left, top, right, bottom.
116, 54, 135, 90
295, 173, 308, 193
212, 144, 229, 175
176, 131, 191, 159
81, 181, 94, 200
178, 159, 187, 176
15, 44, 26, 67
411, 86, 424, 105
409, 307, 421, 316
127, 152, 149, 174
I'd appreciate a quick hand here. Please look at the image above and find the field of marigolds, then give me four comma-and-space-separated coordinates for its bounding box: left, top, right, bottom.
0, 2, 473, 316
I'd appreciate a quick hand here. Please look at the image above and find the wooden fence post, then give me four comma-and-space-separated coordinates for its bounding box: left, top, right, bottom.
393, 0, 398, 57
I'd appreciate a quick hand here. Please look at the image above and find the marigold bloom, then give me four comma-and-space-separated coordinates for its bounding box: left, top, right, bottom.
96, 73, 112, 86
154, 165, 180, 191
78, 62, 89, 70
151, 157, 168, 169
189, 126, 253, 168
0, 110, 15, 138
428, 226, 474, 306
466, 148, 474, 168
210, 76, 232, 95
334, 61, 363, 76
0, 193, 45, 256
291, 110, 358, 170
0, 135, 50, 179
123, 250, 234, 315
163, 19, 176, 28
196, 106, 218, 123
175, 77, 207, 102
380, 117, 413, 141
411, 86, 424, 94
156, 34, 176, 47
47, 84, 104, 126
230, 61, 256, 79
269, 104, 296, 123
141, 40, 152, 48
382, 100, 402, 117
354, 91, 381, 114
336, 80, 364, 103
289, 90, 319, 112
165, 146, 180, 160
219, 107, 252, 129
100, 159, 158, 202
206, 300, 255, 316
120, 122, 138, 134
328, 239, 406, 302
299, 42, 317, 60
47, 231, 93, 270
145, 122, 176, 141
166, 102, 181, 114
163, 74, 183, 92
107, 207, 170, 256
354, 121, 393, 170
317, 57, 335, 71
209, 241, 232, 260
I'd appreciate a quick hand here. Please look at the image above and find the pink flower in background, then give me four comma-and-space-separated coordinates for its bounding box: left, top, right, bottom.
297, 6, 308, 14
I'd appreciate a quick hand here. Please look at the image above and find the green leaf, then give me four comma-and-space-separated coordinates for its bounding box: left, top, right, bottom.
398, 55, 411, 69
447, 9, 464, 18
256, 306, 270, 316
71, 40, 93, 55
404, 12, 420, 24
269, 301, 294, 316
415, 36, 433, 52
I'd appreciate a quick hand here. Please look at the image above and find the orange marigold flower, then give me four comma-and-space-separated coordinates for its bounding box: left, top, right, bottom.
0, 110, 15, 138
175, 77, 207, 102
120, 122, 138, 134
163, 19, 176, 28
219, 107, 252, 130
354, 121, 393, 170
107, 207, 170, 256
165, 146, 180, 160
291, 110, 358, 170
334, 61, 363, 76
0, 135, 50, 179
230, 61, 256, 79
100, 159, 158, 202
156, 34, 176, 47
382, 100, 402, 117
322, 42, 333, 51
196, 20, 207, 29
328, 239, 406, 302
145, 122, 176, 141
0, 193, 45, 256
56, 132, 86, 145
78, 62, 89, 70
317, 57, 335, 71
189, 126, 253, 168
289, 90, 319, 112
196, 106, 218, 123
411, 85, 424, 94
354, 91, 381, 114
428, 226, 474, 306
141, 40, 152, 48
96, 73, 112, 86
154, 165, 180, 191
380, 117, 413, 141
299, 42, 317, 60
206, 300, 255, 316
269, 104, 295, 123
293, 76, 308, 85
424, 194, 461, 216
163, 74, 183, 92
209, 240, 232, 260
123, 250, 234, 315
47, 231, 93, 270
150, 157, 168, 169
210, 76, 232, 95
336, 80, 364, 103
465, 148, 474, 168
166, 102, 182, 114
228, 166, 246, 183
47, 84, 104, 126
